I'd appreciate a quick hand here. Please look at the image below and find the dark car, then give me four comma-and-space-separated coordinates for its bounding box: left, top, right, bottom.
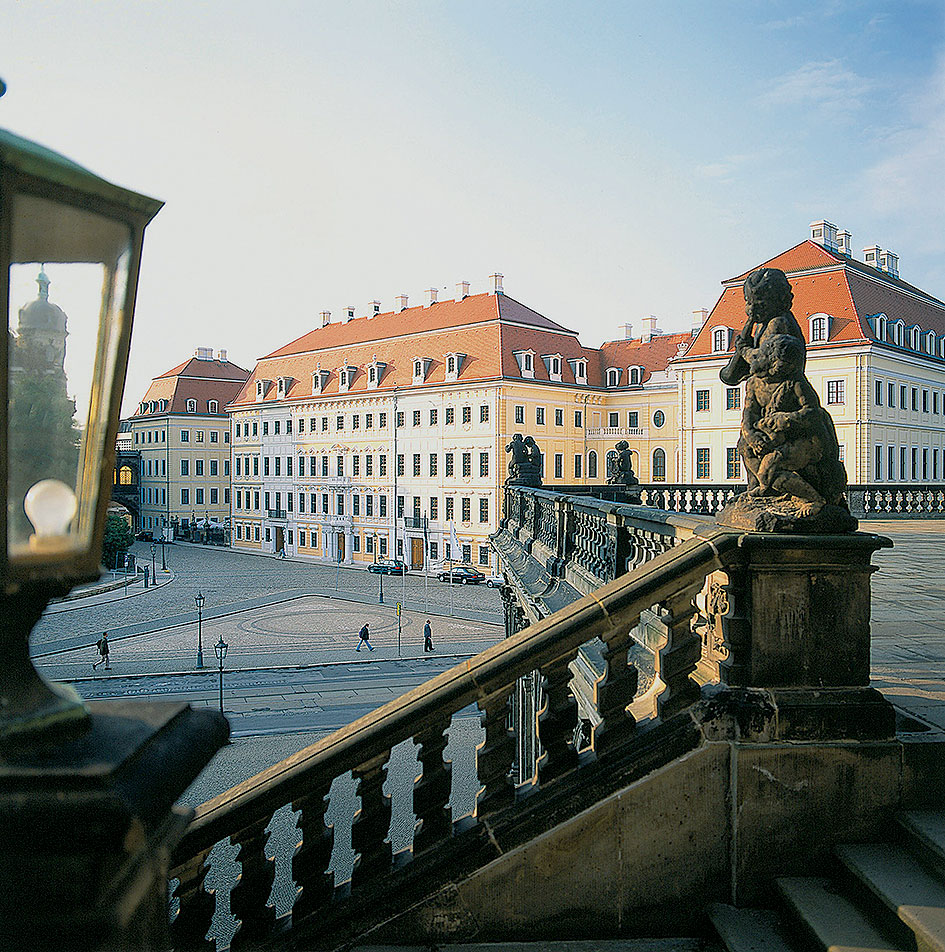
368, 559, 407, 575
436, 565, 485, 584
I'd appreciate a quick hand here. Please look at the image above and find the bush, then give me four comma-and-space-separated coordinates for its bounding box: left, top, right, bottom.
102, 513, 134, 570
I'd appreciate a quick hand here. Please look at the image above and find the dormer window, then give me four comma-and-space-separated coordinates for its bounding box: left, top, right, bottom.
186, 399, 197, 413
874, 314, 887, 342
809, 314, 830, 343
208, 400, 218, 414
910, 326, 921, 350
927, 331, 936, 354
893, 321, 905, 347
160, 399, 168, 412
255, 379, 271, 402
276, 376, 293, 399
606, 367, 621, 388
513, 350, 536, 379
338, 365, 356, 393
541, 354, 563, 382
366, 358, 387, 389
711, 326, 733, 353
444, 352, 466, 382
412, 357, 432, 384
628, 366, 642, 386
139, 403, 147, 415
575, 359, 586, 383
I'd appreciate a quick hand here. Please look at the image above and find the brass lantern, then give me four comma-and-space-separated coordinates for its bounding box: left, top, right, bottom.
0, 125, 162, 738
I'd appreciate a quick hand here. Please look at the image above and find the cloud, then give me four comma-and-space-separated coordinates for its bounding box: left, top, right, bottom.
761, 59, 876, 117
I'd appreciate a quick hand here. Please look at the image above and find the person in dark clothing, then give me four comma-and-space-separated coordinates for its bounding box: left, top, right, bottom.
92, 632, 110, 670
356, 623, 374, 652
423, 620, 434, 652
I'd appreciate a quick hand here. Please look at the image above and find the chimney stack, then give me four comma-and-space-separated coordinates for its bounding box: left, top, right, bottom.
862, 244, 882, 269
810, 220, 839, 252
370, 300, 381, 317
345, 305, 355, 322
396, 294, 409, 311
879, 249, 900, 279
426, 288, 439, 306
321, 310, 331, 326
217, 348, 227, 362
837, 230, 852, 256
490, 273, 504, 294
691, 308, 708, 336
456, 280, 470, 300
622, 323, 634, 340
194, 346, 212, 360
640, 315, 659, 343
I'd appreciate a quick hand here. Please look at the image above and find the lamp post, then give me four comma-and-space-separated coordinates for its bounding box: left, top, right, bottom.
373, 532, 383, 604
214, 635, 229, 713
195, 591, 205, 668
150, 543, 156, 583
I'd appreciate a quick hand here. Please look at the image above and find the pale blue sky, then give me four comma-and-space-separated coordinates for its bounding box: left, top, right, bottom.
2, 1, 943, 414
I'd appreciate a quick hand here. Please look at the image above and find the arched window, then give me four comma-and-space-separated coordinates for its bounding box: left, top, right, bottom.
208, 400, 218, 414
894, 322, 905, 346
606, 368, 620, 387
588, 450, 598, 480
186, 399, 197, 412
927, 331, 936, 354
118, 466, 134, 486
629, 367, 640, 385
712, 328, 729, 353
910, 326, 921, 350
652, 447, 666, 482
447, 356, 456, 374
875, 315, 887, 342
810, 316, 828, 342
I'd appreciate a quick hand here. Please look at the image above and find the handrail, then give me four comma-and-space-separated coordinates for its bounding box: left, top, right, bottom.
172, 524, 742, 864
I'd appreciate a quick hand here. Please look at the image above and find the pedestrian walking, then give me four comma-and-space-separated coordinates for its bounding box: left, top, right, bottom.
356, 623, 374, 652
92, 632, 110, 670
423, 619, 434, 652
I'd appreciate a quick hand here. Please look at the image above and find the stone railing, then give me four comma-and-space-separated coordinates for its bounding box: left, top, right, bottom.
848, 484, 945, 518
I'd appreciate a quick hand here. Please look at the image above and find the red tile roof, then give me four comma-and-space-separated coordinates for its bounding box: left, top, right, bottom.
135, 356, 250, 416
685, 241, 945, 360
600, 332, 694, 384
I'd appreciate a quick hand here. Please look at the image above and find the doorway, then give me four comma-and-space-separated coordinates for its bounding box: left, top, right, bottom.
411, 537, 424, 570
337, 532, 345, 562
274, 526, 285, 554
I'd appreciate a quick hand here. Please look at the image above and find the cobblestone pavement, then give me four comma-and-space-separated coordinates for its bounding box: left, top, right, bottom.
32, 540, 503, 652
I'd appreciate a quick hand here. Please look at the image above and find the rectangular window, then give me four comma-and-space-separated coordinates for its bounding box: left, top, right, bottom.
888, 383, 895, 407
574, 454, 582, 479
397, 496, 404, 518
462, 406, 472, 424
299, 493, 305, 513
180, 430, 190, 442
195, 459, 204, 476
236, 490, 242, 509
726, 388, 741, 410
935, 449, 940, 481
875, 444, 883, 481
901, 385, 907, 408
480, 405, 489, 423
223, 460, 229, 476
378, 536, 387, 556
274, 457, 280, 476
726, 447, 741, 480
478, 545, 490, 566
609, 411, 619, 427
875, 380, 883, 406
888, 445, 895, 480
195, 488, 204, 505
379, 412, 387, 428
445, 497, 454, 521
353, 494, 360, 515
429, 497, 438, 520
352, 415, 359, 430
480, 452, 489, 477
479, 498, 489, 522
462, 544, 471, 564
337, 455, 344, 476
936, 392, 940, 415
210, 488, 218, 504
923, 448, 929, 480
446, 453, 454, 477
365, 494, 374, 516
196, 431, 204, 444
321, 456, 329, 477
696, 390, 710, 412
224, 488, 229, 504
365, 413, 373, 429
430, 541, 438, 561
536, 407, 545, 425
413, 454, 421, 476
555, 408, 564, 426
923, 390, 929, 413
181, 488, 189, 505
445, 407, 455, 425
554, 453, 563, 479
396, 411, 405, 427
321, 417, 329, 432
912, 447, 919, 480
397, 454, 405, 477
628, 411, 639, 428
210, 459, 218, 477
309, 457, 316, 477
180, 459, 189, 476
338, 495, 345, 516
575, 410, 583, 428
461, 497, 471, 522
912, 388, 919, 412
413, 409, 421, 426
462, 452, 471, 477
299, 530, 306, 547
379, 455, 387, 476
265, 491, 271, 510
210, 431, 219, 443
379, 495, 387, 517
514, 405, 524, 424
274, 420, 280, 435
366, 455, 373, 476
696, 447, 710, 479
826, 380, 845, 405
264, 457, 270, 476
319, 493, 328, 514
310, 492, 317, 512
352, 455, 360, 476
430, 453, 437, 476
901, 446, 907, 481
262, 422, 268, 436
253, 491, 259, 509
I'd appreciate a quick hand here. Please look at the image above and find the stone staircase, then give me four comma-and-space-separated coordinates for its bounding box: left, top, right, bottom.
710, 810, 945, 952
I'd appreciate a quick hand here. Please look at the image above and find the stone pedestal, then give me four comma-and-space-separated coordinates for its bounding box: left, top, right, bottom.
0, 701, 228, 951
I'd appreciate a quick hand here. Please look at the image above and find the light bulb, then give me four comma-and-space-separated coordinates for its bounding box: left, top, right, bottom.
24, 479, 78, 550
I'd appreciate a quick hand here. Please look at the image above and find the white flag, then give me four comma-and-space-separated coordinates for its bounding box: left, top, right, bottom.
449, 521, 461, 561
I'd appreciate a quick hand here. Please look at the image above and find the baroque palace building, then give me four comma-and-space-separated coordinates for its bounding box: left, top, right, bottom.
674, 221, 945, 485
228, 277, 690, 569
127, 348, 250, 538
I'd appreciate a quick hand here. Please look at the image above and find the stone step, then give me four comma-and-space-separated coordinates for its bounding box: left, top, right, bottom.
775, 876, 908, 952
707, 903, 796, 952
900, 811, 945, 870
837, 843, 945, 952
351, 943, 718, 952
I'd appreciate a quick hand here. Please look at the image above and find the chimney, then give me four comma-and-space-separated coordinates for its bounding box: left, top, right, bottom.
863, 244, 882, 269
320, 310, 331, 326
370, 300, 381, 316
691, 308, 708, 336
456, 280, 470, 300
879, 249, 900, 279
640, 315, 659, 343
396, 293, 409, 311
622, 322, 634, 340
837, 230, 852, 256
217, 348, 227, 362
426, 288, 439, 306
194, 346, 212, 360
490, 273, 504, 294
810, 220, 839, 251
345, 305, 355, 322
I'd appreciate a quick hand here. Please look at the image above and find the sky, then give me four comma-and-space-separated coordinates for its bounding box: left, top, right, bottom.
2, 0, 943, 416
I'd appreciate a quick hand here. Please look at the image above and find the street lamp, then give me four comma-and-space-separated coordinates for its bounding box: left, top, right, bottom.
160, 522, 168, 571
0, 119, 162, 738
214, 636, 229, 713
149, 543, 156, 583
373, 532, 383, 604
195, 591, 205, 668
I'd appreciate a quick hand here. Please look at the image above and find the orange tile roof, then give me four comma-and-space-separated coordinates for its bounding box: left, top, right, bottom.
599, 332, 694, 384
685, 241, 945, 361
135, 356, 250, 416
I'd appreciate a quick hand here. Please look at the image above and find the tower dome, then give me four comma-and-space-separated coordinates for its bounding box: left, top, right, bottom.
18, 270, 68, 335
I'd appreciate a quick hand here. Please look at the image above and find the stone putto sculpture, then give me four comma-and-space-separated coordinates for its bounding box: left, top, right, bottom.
505, 433, 543, 487
717, 267, 855, 532
606, 440, 639, 487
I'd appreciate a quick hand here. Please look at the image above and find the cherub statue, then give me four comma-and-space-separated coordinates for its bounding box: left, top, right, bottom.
505, 433, 542, 487
607, 440, 639, 486
523, 436, 543, 484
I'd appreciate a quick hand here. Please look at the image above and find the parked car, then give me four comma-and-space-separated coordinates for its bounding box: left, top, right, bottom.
485, 574, 504, 588
436, 565, 485, 584
368, 558, 407, 575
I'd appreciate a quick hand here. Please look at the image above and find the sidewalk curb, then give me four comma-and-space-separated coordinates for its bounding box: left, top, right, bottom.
45, 570, 176, 614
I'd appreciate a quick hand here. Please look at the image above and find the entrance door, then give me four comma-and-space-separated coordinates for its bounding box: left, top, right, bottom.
337, 532, 345, 561
274, 526, 285, 553
411, 537, 424, 570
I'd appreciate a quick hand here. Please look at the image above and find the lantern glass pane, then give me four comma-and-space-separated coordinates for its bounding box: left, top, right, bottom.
7, 193, 131, 560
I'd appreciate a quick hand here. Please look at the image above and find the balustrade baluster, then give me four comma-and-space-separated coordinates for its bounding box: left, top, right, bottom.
537, 651, 580, 782
291, 780, 335, 924
594, 622, 639, 756
171, 848, 216, 952
412, 716, 453, 855
655, 582, 704, 719
477, 687, 515, 820
351, 751, 393, 887
229, 817, 277, 950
